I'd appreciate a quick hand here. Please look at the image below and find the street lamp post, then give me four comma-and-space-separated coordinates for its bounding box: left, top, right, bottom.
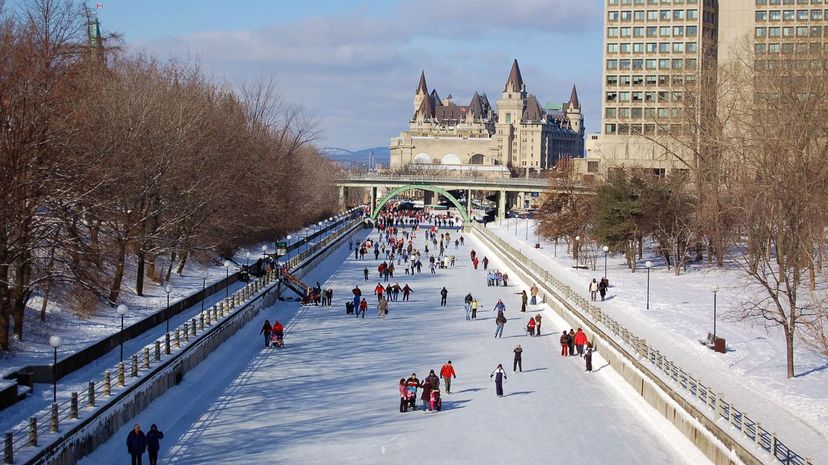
117, 304, 128, 362
645, 261, 653, 310
164, 284, 172, 333
245, 251, 250, 269
525, 216, 529, 241
200, 273, 207, 312
602, 245, 609, 279
49, 336, 62, 403
574, 235, 580, 264
261, 244, 267, 261
223, 260, 231, 298
712, 285, 719, 340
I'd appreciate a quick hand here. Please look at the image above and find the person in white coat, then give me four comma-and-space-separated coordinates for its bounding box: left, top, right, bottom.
589, 278, 598, 301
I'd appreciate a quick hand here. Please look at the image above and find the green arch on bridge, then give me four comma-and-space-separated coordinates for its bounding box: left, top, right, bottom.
371, 184, 470, 223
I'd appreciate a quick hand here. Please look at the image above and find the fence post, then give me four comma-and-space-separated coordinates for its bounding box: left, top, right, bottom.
131, 355, 138, 377
28, 417, 37, 447
175, 329, 181, 348
143, 347, 150, 369
183, 324, 189, 343
104, 371, 111, 396
755, 422, 762, 449
88, 381, 96, 408
4, 431, 12, 464
70, 392, 78, 419
191, 318, 197, 336
771, 432, 777, 460
199, 312, 205, 330
50, 403, 58, 432
117, 362, 125, 387
154, 340, 161, 361
165, 333, 171, 355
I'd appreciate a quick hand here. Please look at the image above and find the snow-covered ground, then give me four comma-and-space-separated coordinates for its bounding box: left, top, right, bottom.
80, 227, 710, 465
0, 220, 348, 433
487, 217, 828, 462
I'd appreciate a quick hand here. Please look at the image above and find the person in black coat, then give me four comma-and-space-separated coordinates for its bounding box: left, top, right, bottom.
440, 287, 448, 306
126, 424, 147, 465
513, 345, 523, 372
490, 364, 507, 397
146, 424, 164, 465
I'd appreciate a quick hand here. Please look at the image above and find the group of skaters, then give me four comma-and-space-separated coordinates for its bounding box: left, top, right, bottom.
305, 281, 333, 306
399, 362, 457, 413
560, 328, 594, 372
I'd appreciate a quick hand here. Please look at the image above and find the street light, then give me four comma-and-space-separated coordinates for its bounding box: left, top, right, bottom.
602, 245, 610, 279
200, 273, 207, 312
49, 335, 62, 403
117, 304, 128, 362
645, 261, 653, 310
245, 251, 251, 268
164, 284, 172, 333
223, 260, 231, 298
712, 285, 719, 340
574, 235, 581, 264
261, 244, 267, 261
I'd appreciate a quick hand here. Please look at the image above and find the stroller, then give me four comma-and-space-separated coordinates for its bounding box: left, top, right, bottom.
271, 332, 284, 348
429, 388, 442, 412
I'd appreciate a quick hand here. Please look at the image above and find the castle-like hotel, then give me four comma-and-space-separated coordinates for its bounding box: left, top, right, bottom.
390, 60, 584, 175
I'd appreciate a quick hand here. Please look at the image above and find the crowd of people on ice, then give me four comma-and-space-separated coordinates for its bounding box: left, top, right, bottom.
398, 361, 457, 413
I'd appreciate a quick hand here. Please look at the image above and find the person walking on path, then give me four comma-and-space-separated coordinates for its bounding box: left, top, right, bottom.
502, 273, 509, 287
425, 369, 440, 390
374, 282, 384, 302
513, 345, 523, 372
598, 277, 608, 301
378, 297, 389, 319
126, 424, 147, 465
495, 310, 507, 338
585, 343, 594, 372
399, 378, 409, 413
517, 290, 528, 312
357, 298, 368, 319
589, 278, 598, 301
472, 256, 479, 270
560, 331, 570, 356
464, 293, 473, 320
440, 361, 457, 394
260, 320, 272, 347
493, 299, 506, 314
420, 379, 433, 411
530, 284, 539, 305
490, 364, 507, 397
363, 267, 369, 281
526, 317, 536, 336
146, 424, 164, 465
482, 256, 489, 270
574, 328, 588, 356
534, 314, 542, 336
471, 298, 479, 319
402, 284, 413, 301
568, 329, 576, 356
440, 287, 448, 306
406, 374, 420, 411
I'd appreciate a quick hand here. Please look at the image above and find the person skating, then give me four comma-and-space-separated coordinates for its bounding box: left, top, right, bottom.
517, 289, 528, 312
502, 272, 509, 287
464, 293, 473, 320
574, 328, 588, 356
419, 379, 433, 412
260, 319, 272, 347
530, 284, 539, 305
534, 314, 542, 336
490, 364, 507, 397
598, 277, 608, 301
126, 424, 147, 465
482, 256, 489, 270
472, 257, 479, 270
402, 284, 413, 301
358, 298, 368, 319
374, 282, 384, 302
399, 379, 409, 412
493, 299, 506, 314
526, 317, 536, 336
560, 331, 570, 356
471, 298, 479, 319
585, 342, 594, 372
425, 369, 440, 390
406, 374, 420, 410
352, 286, 362, 311
589, 278, 598, 301
568, 329, 576, 356
440, 287, 448, 306
378, 297, 389, 319
440, 361, 456, 394
513, 345, 523, 372
363, 267, 369, 281
495, 310, 507, 338
146, 424, 164, 465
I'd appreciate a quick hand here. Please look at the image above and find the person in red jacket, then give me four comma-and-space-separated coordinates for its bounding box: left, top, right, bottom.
472, 257, 479, 270
271, 321, 284, 347
440, 361, 457, 394
358, 298, 368, 319
574, 328, 589, 357
374, 283, 384, 302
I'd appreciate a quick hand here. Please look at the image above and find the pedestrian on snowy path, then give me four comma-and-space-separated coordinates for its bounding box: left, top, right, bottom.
517, 290, 528, 312
363, 267, 369, 281
574, 328, 588, 356
493, 299, 506, 314
399, 379, 409, 412
378, 297, 389, 319
420, 379, 433, 411
598, 277, 608, 301
526, 317, 536, 336
568, 329, 576, 356
358, 298, 368, 319
146, 424, 164, 465
534, 314, 542, 336
402, 284, 413, 301
126, 424, 147, 465
471, 298, 479, 319
472, 257, 479, 270
495, 311, 507, 338
406, 374, 420, 410
513, 345, 523, 372
482, 256, 489, 270
490, 364, 507, 397
589, 278, 598, 301
585, 343, 594, 372
440, 287, 448, 306
502, 273, 509, 287
560, 331, 570, 356
260, 320, 272, 347
440, 361, 456, 394
530, 284, 538, 305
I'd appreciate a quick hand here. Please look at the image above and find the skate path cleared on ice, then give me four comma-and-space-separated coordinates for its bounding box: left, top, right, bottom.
80, 228, 710, 465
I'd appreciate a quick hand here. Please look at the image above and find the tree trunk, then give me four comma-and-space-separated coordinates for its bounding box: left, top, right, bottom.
165, 250, 176, 282
785, 326, 795, 379
176, 249, 189, 275
136, 249, 146, 296
40, 282, 51, 321
109, 241, 127, 304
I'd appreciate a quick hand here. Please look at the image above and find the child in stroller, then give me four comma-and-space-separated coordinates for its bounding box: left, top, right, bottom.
429, 387, 442, 412
271, 320, 285, 348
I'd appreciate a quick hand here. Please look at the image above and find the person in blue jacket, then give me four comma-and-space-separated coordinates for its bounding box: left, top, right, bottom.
126, 423, 147, 465
146, 424, 164, 465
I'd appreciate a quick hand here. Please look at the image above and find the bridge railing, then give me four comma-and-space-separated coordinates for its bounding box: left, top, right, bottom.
470, 222, 813, 465
338, 173, 553, 187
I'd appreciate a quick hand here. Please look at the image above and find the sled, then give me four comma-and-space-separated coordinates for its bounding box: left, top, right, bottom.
271, 333, 284, 348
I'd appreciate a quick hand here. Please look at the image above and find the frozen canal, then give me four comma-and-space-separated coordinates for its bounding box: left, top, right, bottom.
81, 227, 709, 465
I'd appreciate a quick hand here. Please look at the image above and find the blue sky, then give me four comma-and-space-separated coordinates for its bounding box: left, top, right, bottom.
86, 0, 604, 150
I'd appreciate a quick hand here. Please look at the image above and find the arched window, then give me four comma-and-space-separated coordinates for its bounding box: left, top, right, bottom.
441, 153, 461, 165
412, 153, 432, 164
469, 154, 485, 164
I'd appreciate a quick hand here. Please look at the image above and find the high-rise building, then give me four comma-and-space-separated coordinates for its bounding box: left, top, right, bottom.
578, 0, 827, 180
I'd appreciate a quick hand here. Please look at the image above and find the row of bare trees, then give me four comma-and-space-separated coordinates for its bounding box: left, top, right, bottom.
0, 0, 339, 350
538, 45, 827, 377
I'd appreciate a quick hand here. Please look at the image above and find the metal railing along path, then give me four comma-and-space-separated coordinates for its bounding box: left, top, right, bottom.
470, 223, 813, 465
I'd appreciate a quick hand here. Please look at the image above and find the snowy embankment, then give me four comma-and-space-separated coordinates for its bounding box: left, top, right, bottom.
81, 227, 710, 465
488, 218, 828, 463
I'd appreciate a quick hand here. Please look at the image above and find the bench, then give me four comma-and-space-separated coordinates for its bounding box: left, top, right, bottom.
572, 265, 589, 270
698, 332, 726, 353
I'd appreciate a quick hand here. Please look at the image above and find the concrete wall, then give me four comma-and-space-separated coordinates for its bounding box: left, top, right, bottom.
471, 225, 764, 465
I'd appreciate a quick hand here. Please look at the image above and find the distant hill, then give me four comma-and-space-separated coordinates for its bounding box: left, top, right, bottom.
321, 146, 390, 169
